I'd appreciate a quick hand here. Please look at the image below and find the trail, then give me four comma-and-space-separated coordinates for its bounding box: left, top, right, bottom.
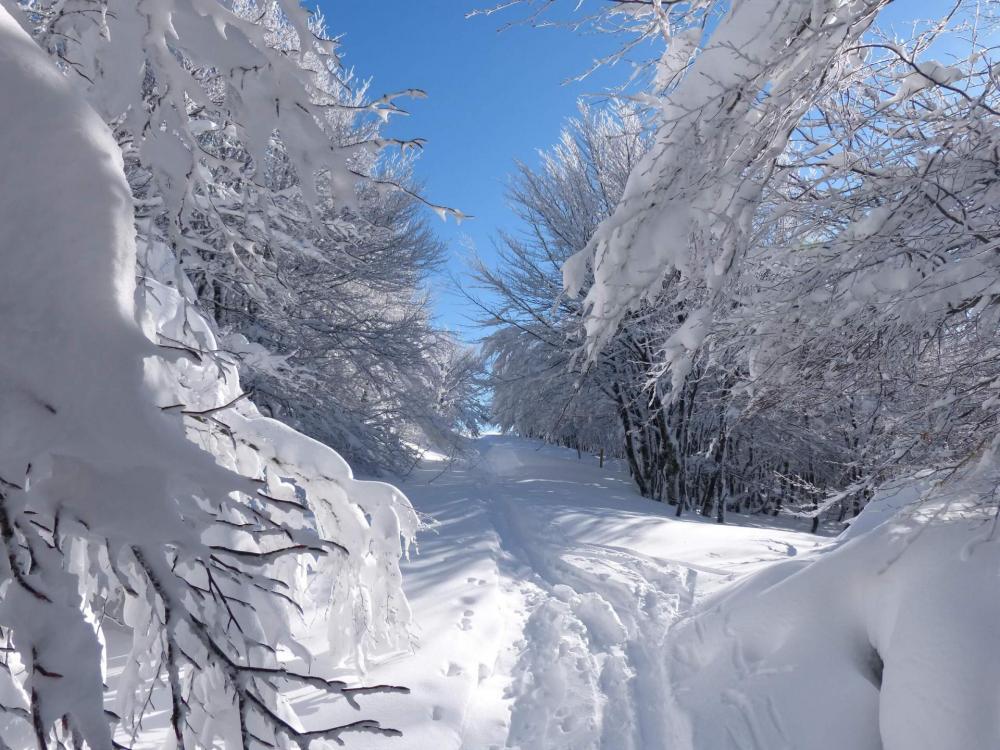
337, 435, 831, 749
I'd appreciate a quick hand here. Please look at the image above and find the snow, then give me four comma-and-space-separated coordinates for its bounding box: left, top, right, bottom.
0, 4, 227, 503
0, 10, 239, 744
670, 486, 1000, 750
4, 2, 999, 746
329, 436, 832, 749
883, 60, 964, 107
271, 436, 1000, 750
563, 0, 879, 363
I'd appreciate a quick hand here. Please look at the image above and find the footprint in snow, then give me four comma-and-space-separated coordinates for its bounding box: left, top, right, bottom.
431, 706, 444, 721
444, 662, 463, 677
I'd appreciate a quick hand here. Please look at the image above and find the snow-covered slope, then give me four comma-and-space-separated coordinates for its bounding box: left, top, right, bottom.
668, 481, 1000, 750
336, 437, 1000, 750
337, 436, 832, 749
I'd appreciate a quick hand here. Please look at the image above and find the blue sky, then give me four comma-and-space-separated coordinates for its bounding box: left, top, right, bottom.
322, 1, 630, 337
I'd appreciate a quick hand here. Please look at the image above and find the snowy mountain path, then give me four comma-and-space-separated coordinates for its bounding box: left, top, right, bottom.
338, 436, 832, 750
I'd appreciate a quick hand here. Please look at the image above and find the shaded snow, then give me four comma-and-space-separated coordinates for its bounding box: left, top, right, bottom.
669, 480, 1000, 750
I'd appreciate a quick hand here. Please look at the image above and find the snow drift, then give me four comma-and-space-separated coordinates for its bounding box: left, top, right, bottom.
668, 478, 1000, 750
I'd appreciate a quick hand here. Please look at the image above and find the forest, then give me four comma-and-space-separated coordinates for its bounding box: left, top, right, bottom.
0, 0, 998, 748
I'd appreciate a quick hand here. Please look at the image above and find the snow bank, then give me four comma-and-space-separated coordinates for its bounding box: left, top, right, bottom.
667, 480, 1000, 749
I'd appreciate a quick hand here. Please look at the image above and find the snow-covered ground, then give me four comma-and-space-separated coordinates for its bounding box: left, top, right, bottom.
336, 435, 832, 749
102, 432, 1000, 748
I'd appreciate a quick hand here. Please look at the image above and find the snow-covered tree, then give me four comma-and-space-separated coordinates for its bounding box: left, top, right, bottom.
14, 0, 475, 473
479, 103, 846, 520
0, 1, 444, 746
727, 14, 1000, 510
495, 0, 889, 372
195, 153, 462, 473
476, 105, 646, 466
488, 0, 1000, 522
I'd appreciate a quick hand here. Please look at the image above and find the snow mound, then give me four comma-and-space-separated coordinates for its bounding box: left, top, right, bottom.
668, 483, 1000, 750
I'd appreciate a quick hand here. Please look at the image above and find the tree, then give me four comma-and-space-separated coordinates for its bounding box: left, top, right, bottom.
476, 104, 646, 474
488, 0, 1000, 523
0, 2, 433, 746
16, 0, 475, 473
478, 101, 843, 520
726, 14, 1000, 511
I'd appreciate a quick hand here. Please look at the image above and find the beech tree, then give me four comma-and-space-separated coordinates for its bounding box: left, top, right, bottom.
479, 104, 849, 521
16, 0, 478, 473
0, 1, 453, 746
484, 0, 1000, 523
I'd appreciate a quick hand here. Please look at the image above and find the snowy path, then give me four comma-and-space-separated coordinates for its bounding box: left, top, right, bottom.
341, 436, 831, 749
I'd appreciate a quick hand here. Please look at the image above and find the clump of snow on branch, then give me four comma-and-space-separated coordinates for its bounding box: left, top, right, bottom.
561, 0, 885, 377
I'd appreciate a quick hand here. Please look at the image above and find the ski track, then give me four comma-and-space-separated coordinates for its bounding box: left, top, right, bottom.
342, 435, 830, 750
